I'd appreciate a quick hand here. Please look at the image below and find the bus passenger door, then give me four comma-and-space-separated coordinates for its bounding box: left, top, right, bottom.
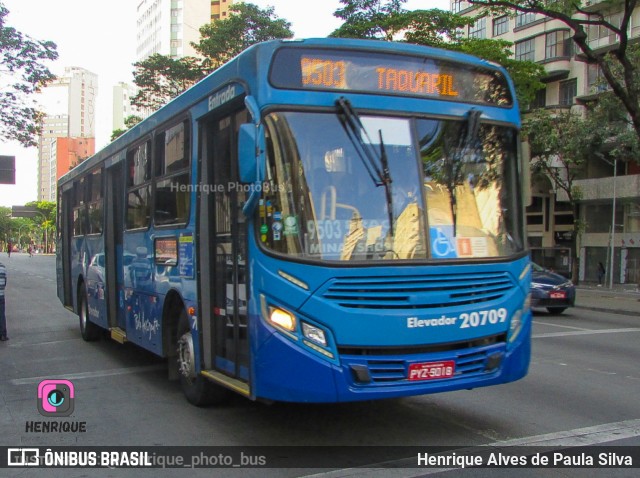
198, 106, 250, 388
105, 162, 126, 331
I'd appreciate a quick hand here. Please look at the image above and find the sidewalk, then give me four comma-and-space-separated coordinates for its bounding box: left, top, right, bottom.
574, 284, 640, 316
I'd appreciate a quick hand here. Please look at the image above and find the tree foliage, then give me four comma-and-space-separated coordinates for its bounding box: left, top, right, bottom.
110, 115, 144, 142
131, 3, 293, 111
194, 3, 293, 72
525, 109, 595, 204
0, 2, 58, 147
523, 107, 603, 280
468, 0, 640, 142
331, 0, 409, 40
131, 54, 204, 111
330, 0, 545, 106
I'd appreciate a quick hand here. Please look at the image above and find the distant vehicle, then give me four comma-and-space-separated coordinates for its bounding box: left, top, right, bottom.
530, 263, 575, 314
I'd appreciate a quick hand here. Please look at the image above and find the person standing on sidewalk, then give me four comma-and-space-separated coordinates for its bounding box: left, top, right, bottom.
597, 262, 605, 286
0, 261, 7, 341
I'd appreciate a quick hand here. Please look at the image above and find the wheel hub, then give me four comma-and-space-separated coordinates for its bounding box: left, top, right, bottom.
177, 332, 196, 380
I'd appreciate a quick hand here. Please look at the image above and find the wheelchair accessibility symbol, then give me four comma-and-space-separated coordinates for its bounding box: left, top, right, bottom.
430, 226, 457, 258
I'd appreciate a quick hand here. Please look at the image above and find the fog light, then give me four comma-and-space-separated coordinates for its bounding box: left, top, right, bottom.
302, 322, 327, 347
485, 352, 503, 371
269, 307, 296, 332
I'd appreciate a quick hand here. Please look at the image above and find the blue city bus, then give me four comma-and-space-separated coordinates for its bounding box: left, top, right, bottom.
56, 38, 532, 406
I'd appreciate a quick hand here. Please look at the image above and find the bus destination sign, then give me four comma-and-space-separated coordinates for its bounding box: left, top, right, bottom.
301, 57, 460, 98
270, 48, 512, 107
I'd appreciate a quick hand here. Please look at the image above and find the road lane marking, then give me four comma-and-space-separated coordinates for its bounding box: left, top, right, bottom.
9, 365, 165, 385
533, 327, 640, 338
534, 321, 591, 331
8, 338, 84, 347
301, 418, 640, 477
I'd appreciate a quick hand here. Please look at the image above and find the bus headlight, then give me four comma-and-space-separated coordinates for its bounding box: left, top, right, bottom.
508, 310, 523, 343
302, 322, 327, 347
268, 307, 296, 332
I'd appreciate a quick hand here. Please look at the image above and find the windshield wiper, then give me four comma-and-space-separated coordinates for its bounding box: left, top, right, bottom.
336, 98, 387, 185
335, 97, 394, 234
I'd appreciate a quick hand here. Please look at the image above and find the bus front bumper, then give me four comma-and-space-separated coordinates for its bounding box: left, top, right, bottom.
253, 317, 531, 403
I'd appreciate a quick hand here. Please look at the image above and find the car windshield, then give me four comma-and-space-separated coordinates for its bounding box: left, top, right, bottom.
256, 111, 524, 262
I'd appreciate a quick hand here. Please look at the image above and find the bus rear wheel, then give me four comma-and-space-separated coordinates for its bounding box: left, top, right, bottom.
79, 284, 101, 341
176, 312, 228, 406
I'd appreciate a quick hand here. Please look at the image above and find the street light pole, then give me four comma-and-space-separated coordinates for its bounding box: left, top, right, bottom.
609, 158, 617, 289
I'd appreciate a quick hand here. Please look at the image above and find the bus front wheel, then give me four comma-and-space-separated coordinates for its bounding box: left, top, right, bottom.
78, 283, 101, 341
176, 312, 228, 406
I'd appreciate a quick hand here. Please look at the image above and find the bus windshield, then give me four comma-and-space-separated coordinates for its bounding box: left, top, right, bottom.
257, 111, 524, 262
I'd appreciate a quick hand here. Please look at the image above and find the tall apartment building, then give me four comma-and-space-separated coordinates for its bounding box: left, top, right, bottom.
37, 66, 98, 202
130, 1, 234, 120
136, 0, 235, 61
112, 82, 138, 131
454, 1, 640, 285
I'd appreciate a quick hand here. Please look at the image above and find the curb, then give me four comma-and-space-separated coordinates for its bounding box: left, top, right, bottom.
574, 305, 640, 317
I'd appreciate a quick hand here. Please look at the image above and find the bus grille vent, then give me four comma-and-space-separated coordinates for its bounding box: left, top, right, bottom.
359, 346, 503, 384
321, 272, 513, 310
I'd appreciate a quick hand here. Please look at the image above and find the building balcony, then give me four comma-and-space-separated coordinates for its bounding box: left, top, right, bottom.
588, 34, 620, 52
557, 174, 640, 202
540, 57, 571, 82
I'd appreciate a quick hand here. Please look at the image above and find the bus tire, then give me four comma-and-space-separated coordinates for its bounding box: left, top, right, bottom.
78, 283, 101, 341
176, 312, 228, 406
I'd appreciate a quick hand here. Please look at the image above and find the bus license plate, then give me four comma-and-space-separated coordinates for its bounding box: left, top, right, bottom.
550, 291, 566, 299
408, 361, 455, 381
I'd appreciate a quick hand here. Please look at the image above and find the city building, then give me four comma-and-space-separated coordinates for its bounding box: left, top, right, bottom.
50, 137, 96, 180
130, 1, 235, 120
112, 82, 138, 131
136, 0, 235, 62
37, 66, 98, 202
454, 1, 640, 285
211, 0, 233, 21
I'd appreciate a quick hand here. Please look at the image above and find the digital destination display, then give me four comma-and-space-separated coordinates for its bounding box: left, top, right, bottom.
270, 48, 512, 107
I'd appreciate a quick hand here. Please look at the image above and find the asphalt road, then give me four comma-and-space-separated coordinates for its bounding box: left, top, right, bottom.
1, 253, 639, 477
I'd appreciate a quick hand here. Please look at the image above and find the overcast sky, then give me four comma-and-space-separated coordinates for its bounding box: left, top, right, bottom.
0, 0, 450, 206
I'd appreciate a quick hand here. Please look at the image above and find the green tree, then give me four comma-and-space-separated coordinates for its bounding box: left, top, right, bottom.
0, 206, 12, 247
331, 0, 408, 40
131, 54, 204, 111
131, 3, 293, 111
0, 1, 58, 147
25, 200, 55, 253
194, 2, 293, 72
111, 114, 144, 142
523, 108, 607, 280
468, 0, 640, 142
330, 1, 545, 105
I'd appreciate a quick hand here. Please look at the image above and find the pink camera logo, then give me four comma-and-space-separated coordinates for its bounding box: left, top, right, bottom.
37, 380, 75, 417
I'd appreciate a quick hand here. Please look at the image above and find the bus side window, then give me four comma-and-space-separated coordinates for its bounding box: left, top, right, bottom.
154, 121, 190, 226
87, 168, 103, 235
72, 178, 86, 236
126, 141, 152, 230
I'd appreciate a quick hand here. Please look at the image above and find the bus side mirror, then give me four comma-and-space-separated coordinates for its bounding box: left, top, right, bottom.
238, 123, 266, 184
